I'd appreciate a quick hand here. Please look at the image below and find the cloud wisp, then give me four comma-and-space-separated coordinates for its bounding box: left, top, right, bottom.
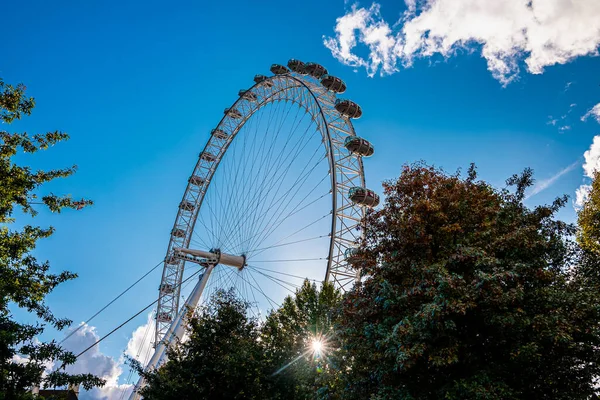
582, 103, 600, 124
324, 0, 600, 85
526, 160, 579, 200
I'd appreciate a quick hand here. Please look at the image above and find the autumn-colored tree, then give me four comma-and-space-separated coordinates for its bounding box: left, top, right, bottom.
0, 79, 102, 398
333, 163, 600, 399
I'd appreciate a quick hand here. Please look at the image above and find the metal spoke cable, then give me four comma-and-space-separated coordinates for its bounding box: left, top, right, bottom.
249, 268, 299, 294
229, 98, 305, 248
211, 101, 275, 253
247, 173, 330, 252
245, 150, 327, 252
241, 269, 281, 310
234, 103, 316, 251
223, 99, 295, 251
237, 152, 326, 253
228, 103, 313, 253
59, 259, 164, 345
72, 268, 204, 361
250, 258, 326, 263
248, 234, 328, 257
247, 265, 320, 282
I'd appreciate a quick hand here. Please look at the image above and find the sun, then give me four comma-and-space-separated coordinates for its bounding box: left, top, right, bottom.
312, 339, 323, 354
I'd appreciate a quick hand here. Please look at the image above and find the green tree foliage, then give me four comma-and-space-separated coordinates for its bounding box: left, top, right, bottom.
262, 280, 341, 399
134, 281, 341, 400
0, 79, 103, 398
334, 163, 600, 400
134, 290, 266, 400
578, 170, 600, 255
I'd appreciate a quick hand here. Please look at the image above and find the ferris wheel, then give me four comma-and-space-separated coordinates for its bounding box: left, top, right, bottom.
130, 59, 378, 398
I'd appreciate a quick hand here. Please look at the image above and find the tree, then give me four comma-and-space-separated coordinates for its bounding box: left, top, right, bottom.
0, 78, 103, 398
577, 170, 600, 291
133, 290, 266, 400
334, 163, 600, 400
261, 280, 341, 400
578, 170, 600, 255
134, 281, 341, 400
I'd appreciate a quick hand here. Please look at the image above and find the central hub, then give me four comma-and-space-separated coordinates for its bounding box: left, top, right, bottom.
173, 247, 246, 270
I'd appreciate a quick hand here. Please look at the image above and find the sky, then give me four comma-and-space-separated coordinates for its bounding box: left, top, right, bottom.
3, 0, 600, 398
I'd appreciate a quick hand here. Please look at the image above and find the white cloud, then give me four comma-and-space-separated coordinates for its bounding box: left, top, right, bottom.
59, 323, 133, 400
558, 125, 571, 132
526, 160, 579, 199
583, 135, 600, 178
575, 135, 600, 209
125, 312, 155, 365
324, 0, 600, 85
575, 184, 592, 209
582, 103, 600, 123
565, 82, 574, 91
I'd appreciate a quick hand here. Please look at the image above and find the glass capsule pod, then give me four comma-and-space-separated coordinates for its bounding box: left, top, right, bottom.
344, 136, 374, 157
305, 62, 328, 78
321, 75, 347, 93
156, 312, 172, 323
238, 89, 258, 101
224, 107, 242, 119
287, 59, 306, 74
270, 64, 290, 75
348, 187, 380, 208
212, 128, 229, 140
188, 175, 205, 186
180, 200, 194, 212
171, 227, 186, 238
254, 74, 273, 87
335, 99, 362, 119
159, 283, 175, 294
200, 152, 217, 162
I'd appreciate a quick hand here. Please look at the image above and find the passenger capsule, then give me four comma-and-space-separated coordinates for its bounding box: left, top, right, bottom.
171, 228, 186, 238
254, 74, 273, 87
180, 200, 194, 212
200, 152, 217, 162
335, 99, 362, 119
224, 107, 242, 119
344, 136, 374, 157
157, 312, 172, 323
305, 62, 328, 78
270, 64, 289, 75
238, 89, 258, 101
159, 283, 175, 294
321, 75, 346, 93
212, 128, 229, 140
188, 175, 205, 186
287, 59, 306, 74
348, 187, 380, 208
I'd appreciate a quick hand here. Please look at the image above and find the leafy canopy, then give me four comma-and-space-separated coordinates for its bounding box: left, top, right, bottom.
334, 163, 600, 400
134, 281, 341, 400
0, 78, 102, 398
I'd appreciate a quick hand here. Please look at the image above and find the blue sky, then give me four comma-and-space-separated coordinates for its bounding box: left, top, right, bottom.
3, 0, 600, 398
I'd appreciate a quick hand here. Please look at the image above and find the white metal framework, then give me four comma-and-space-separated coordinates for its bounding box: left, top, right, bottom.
131, 61, 375, 399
